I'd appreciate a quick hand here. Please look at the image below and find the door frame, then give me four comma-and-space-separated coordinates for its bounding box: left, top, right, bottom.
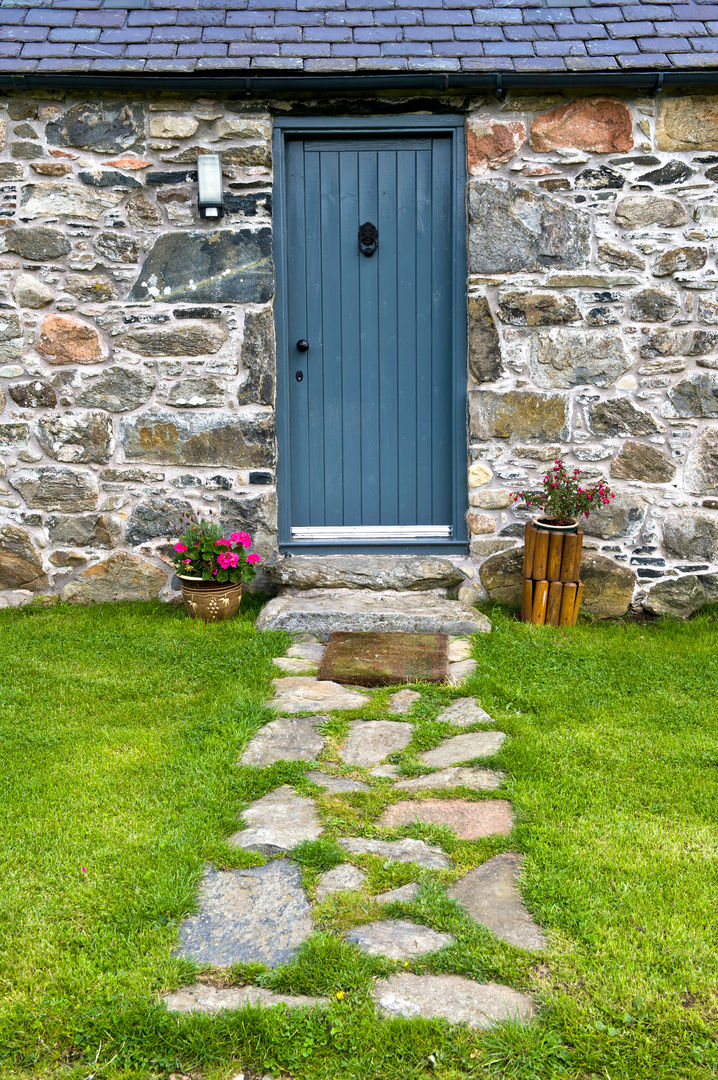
273, 114, 468, 554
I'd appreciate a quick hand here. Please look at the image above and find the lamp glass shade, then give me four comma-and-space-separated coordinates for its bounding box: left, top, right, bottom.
197, 153, 223, 217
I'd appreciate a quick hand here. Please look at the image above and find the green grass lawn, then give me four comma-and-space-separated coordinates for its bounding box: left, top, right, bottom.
0, 597, 716, 1080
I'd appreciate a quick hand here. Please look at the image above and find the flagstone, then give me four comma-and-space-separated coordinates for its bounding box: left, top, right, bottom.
378, 798, 514, 839
395, 766, 504, 792
437, 699, 495, 727
176, 862, 312, 968
240, 716, 326, 767
448, 853, 547, 952
448, 659, 478, 685
345, 919, 453, 960
274, 656, 317, 674
287, 640, 325, 662
339, 719, 413, 767
316, 863, 367, 901
268, 676, 369, 713
164, 983, 328, 1013
338, 836, 450, 869
448, 638, 472, 662
305, 770, 370, 793
371, 763, 400, 779
388, 688, 421, 714
375, 882, 421, 905
372, 973, 536, 1027
228, 785, 321, 854
420, 731, 506, 768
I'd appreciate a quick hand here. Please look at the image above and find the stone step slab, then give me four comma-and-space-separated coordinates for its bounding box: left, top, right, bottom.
316, 863, 367, 901
164, 983, 328, 1014
228, 785, 321, 855
420, 731, 506, 769
346, 919, 454, 960
338, 836, 450, 869
339, 719, 413, 767
378, 798, 514, 840
176, 862, 312, 969
372, 973, 536, 1028
267, 676, 369, 713
305, 770, 370, 793
437, 699, 495, 728
395, 766, 505, 793
448, 853, 547, 952
256, 589, 491, 642
240, 716, 327, 767
375, 882, 421, 905
265, 555, 465, 592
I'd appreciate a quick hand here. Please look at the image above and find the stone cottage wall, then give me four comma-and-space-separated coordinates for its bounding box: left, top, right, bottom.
0, 89, 716, 616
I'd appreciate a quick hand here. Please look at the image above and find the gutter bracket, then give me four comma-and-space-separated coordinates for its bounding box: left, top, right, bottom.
652, 72, 665, 96
495, 74, 506, 102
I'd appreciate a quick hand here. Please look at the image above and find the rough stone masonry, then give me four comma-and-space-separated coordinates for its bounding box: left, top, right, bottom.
0, 91, 716, 617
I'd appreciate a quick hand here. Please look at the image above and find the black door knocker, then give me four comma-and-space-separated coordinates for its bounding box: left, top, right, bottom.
358, 221, 378, 257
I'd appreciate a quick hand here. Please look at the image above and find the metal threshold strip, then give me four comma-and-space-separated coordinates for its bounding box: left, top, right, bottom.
291, 525, 452, 542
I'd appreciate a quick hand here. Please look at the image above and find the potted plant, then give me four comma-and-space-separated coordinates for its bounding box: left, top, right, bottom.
170, 514, 261, 622
511, 459, 615, 534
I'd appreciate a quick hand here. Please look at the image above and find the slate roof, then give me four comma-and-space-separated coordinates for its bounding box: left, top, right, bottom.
1, 0, 718, 77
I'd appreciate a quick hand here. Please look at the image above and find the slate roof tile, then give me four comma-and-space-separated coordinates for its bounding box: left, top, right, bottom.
0, 1, 717, 76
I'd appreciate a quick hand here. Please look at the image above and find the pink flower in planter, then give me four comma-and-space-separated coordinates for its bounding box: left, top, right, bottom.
214, 538, 231, 547
246, 552, 261, 565
231, 531, 252, 548
174, 542, 188, 553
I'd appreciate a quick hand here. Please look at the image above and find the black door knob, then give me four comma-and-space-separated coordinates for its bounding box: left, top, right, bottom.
296, 339, 309, 352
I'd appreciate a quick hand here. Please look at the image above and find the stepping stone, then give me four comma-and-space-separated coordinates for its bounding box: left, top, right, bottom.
228, 785, 321, 855
372, 973, 536, 1027
305, 770, 370, 794
448, 638, 472, 662
437, 699, 494, 728
255, 589, 491, 642
420, 731, 505, 769
339, 720, 413, 767
448, 659, 478, 685
371, 763, 400, 779
448, 853, 547, 952
267, 676, 369, 713
338, 836, 450, 869
240, 716, 326, 767
287, 641, 325, 662
274, 656, 317, 674
388, 688, 421, 714
345, 919, 453, 960
378, 799, 514, 840
176, 862, 312, 968
375, 882, 420, 905
164, 983, 328, 1014
318, 631, 449, 687
316, 863, 367, 901
395, 767, 504, 793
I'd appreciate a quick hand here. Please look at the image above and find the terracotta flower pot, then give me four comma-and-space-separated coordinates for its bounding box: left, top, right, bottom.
179, 576, 242, 622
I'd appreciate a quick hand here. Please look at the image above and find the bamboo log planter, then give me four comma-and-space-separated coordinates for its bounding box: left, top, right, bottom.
520, 522, 584, 627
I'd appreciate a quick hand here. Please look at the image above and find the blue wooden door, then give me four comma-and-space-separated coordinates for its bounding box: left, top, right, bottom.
284, 131, 461, 547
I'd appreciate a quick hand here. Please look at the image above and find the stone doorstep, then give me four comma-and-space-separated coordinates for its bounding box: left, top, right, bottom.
264, 554, 465, 593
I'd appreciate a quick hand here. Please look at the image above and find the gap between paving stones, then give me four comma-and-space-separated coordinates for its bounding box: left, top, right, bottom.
166, 631, 542, 1028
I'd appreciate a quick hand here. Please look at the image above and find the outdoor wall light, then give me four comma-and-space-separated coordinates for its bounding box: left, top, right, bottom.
197, 153, 224, 218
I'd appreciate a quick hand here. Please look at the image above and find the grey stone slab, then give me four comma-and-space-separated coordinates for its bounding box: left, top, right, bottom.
448, 853, 547, 952
373, 973, 536, 1027
388, 688, 421, 714
375, 882, 421, 905
420, 732, 506, 769
339, 720, 413, 767
267, 676, 369, 714
228, 785, 321, 855
130, 229, 273, 304
164, 983, 328, 1014
395, 767, 505, 793
371, 764, 400, 779
255, 589, 491, 642
305, 771, 370, 794
176, 862, 312, 969
273, 656, 317, 674
447, 638, 472, 662
240, 717, 326, 767
265, 555, 464, 591
437, 699, 495, 728
338, 836, 450, 869
345, 919, 453, 960
287, 641, 325, 662
448, 659, 479, 685
379, 799, 514, 840
316, 863, 367, 901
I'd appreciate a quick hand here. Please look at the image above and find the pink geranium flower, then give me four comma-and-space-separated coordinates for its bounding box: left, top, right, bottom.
174, 542, 187, 553
214, 538, 231, 547
246, 552, 261, 565
230, 531, 252, 548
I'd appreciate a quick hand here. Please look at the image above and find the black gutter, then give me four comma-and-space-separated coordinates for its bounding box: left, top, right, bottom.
1, 69, 718, 96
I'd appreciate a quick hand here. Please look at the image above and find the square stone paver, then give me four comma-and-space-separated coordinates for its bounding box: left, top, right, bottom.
378, 798, 514, 839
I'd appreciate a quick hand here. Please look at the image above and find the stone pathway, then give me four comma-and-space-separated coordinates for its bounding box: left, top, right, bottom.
167, 628, 546, 1031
